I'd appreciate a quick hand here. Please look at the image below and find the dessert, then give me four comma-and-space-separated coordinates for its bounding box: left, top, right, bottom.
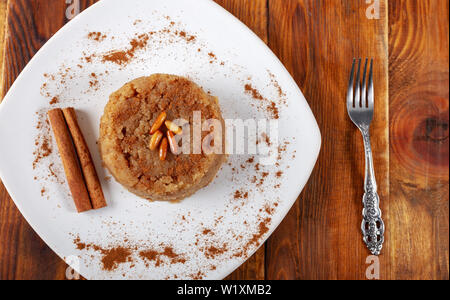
48, 108, 107, 213
99, 74, 226, 201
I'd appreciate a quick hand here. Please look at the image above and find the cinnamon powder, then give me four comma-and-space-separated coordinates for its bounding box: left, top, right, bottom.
139, 247, 186, 267
88, 32, 107, 42
33, 134, 52, 169
74, 239, 132, 271
49, 96, 59, 105
244, 83, 280, 119
244, 84, 264, 101
101, 247, 132, 271
102, 34, 149, 66
204, 244, 228, 259
233, 218, 272, 258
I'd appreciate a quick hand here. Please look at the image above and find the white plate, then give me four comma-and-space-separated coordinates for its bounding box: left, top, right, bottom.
0, 0, 320, 280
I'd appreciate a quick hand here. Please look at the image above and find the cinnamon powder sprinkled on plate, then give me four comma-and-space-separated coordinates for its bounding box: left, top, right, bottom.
73, 238, 133, 271
202, 229, 213, 235
33, 116, 53, 169
204, 244, 228, 259
101, 247, 133, 271
49, 96, 59, 105
244, 84, 264, 101
244, 83, 280, 119
102, 34, 149, 66
139, 247, 186, 267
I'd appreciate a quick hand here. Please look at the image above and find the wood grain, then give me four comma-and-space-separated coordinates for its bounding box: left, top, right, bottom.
0, 0, 8, 97
265, 0, 390, 280
389, 0, 449, 280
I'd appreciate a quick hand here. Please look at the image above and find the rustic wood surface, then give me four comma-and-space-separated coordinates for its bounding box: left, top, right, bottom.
389, 0, 449, 280
265, 0, 392, 280
0, 0, 448, 280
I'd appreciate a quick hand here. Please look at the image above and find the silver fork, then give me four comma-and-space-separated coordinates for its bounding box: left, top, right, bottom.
347, 58, 385, 256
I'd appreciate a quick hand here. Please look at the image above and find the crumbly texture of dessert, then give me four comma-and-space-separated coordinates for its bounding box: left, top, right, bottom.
99, 74, 226, 201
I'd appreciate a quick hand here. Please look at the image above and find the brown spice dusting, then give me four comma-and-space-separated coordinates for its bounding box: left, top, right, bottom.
89, 73, 100, 90
244, 83, 281, 119
87, 32, 107, 42
265, 205, 275, 215
139, 250, 159, 262
234, 190, 249, 200
262, 132, 271, 146
244, 84, 264, 101
250, 219, 271, 245
276, 171, 283, 178
189, 271, 205, 280
33, 136, 52, 169
268, 71, 287, 99
204, 244, 228, 259
49, 96, 59, 105
48, 163, 63, 183
267, 102, 280, 119
73, 238, 133, 271
101, 247, 132, 271
101, 33, 150, 66
178, 31, 196, 42
234, 218, 272, 258
139, 247, 186, 267
76, 243, 86, 251
102, 51, 129, 65
202, 229, 213, 235
83, 54, 96, 63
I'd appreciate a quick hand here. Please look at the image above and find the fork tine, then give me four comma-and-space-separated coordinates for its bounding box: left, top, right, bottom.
354, 59, 362, 108
347, 59, 356, 109
367, 59, 374, 110
361, 58, 368, 107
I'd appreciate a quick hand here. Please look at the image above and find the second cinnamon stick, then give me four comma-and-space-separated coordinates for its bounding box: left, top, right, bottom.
48, 109, 92, 213
62, 107, 107, 210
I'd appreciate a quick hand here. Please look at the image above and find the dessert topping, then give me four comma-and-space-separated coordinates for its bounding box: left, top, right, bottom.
149, 130, 164, 151
159, 138, 168, 161
150, 111, 167, 134
165, 120, 183, 135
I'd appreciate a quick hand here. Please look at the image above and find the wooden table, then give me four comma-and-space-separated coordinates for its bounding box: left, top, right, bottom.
0, 0, 448, 280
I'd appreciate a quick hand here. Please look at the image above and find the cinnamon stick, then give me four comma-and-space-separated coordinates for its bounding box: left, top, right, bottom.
62, 108, 107, 209
48, 109, 92, 213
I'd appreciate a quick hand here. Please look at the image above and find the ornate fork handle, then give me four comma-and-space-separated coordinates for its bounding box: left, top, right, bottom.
360, 127, 385, 256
